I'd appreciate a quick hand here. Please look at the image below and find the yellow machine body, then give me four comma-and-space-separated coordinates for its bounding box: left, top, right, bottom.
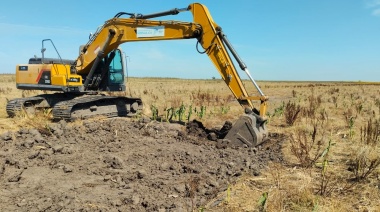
16, 63, 82, 91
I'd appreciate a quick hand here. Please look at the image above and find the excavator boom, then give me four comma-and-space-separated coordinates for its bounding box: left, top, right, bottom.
76, 4, 268, 108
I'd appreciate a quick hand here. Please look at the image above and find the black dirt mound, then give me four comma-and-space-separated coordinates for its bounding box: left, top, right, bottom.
185, 120, 233, 141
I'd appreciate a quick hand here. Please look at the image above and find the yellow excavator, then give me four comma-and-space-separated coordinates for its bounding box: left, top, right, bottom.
7, 3, 268, 146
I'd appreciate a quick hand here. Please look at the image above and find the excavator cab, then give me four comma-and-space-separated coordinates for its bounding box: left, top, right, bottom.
82, 48, 127, 92
108, 50, 125, 87
76, 44, 126, 92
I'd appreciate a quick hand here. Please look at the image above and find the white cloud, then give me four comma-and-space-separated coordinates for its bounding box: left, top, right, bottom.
144, 48, 166, 60
365, 0, 380, 7
0, 22, 89, 36
373, 8, 380, 16
365, 0, 380, 16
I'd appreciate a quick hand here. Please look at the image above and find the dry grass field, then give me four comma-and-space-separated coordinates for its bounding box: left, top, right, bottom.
0, 74, 379, 211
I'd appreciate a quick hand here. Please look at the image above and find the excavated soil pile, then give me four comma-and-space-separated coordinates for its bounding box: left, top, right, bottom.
0, 118, 284, 211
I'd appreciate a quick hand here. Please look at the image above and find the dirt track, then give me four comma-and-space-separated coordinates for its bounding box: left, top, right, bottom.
0, 118, 284, 211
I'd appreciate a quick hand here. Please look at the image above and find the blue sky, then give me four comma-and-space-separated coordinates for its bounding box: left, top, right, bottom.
0, 0, 379, 81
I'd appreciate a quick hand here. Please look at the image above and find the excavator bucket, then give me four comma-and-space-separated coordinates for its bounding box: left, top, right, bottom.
224, 110, 268, 147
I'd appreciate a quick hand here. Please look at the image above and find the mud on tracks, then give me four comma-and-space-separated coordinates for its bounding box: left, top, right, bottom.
0, 118, 284, 211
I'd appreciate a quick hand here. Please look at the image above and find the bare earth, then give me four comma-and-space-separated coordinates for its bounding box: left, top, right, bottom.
0, 117, 284, 211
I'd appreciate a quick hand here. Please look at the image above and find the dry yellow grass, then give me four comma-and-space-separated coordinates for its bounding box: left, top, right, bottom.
0, 74, 379, 211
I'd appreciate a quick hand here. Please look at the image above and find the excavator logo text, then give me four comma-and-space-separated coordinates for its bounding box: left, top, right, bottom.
137, 26, 165, 38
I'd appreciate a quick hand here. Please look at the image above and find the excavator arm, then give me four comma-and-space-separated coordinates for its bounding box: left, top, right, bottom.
75, 3, 268, 146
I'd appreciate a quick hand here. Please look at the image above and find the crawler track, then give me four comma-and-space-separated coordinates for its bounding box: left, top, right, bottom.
6, 93, 143, 121
52, 95, 143, 120
6, 96, 47, 117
